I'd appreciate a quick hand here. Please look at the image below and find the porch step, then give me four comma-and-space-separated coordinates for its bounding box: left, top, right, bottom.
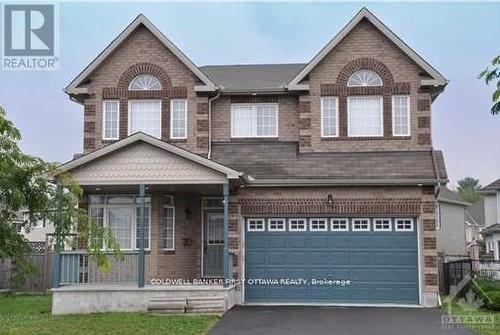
186, 297, 225, 313
148, 298, 187, 314
147, 296, 225, 314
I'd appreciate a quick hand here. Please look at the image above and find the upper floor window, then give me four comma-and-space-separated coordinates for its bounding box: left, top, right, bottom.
347, 96, 383, 137
129, 74, 162, 90
347, 70, 383, 87
321, 97, 339, 137
231, 103, 278, 138
103, 100, 119, 140
392, 95, 410, 136
128, 100, 161, 138
170, 99, 187, 139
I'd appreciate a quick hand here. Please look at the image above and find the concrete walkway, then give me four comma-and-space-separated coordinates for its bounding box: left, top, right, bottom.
210, 306, 477, 335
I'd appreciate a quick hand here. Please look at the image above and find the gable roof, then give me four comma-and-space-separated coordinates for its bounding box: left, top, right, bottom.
211, 142, 448, 185
57, 133, 241, 179
287, 7, 447, 90
65, 14, 216, 95
438, 187, 470, 206
200, 63, 306, 93
466, 198, 485, 226
480, 178, 500, 194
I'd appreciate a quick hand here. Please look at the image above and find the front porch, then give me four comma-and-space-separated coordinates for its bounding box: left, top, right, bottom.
51, 184, 240, 315
52, 134, 243, 314
52, 284, 240, 315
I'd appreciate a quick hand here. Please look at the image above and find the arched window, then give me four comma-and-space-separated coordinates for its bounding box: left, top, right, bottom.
128, 74, 162, 90
347, 70, 383, 87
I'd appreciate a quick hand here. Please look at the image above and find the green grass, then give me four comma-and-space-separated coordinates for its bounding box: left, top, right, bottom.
0, 294, 219, 335
443, 301, 500, 335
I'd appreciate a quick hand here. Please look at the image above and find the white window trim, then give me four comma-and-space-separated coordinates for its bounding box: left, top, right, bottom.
230, 103, 279, 138
320, 97, 339, 138
102, 100, 120, 140
391, 95, 411, 137
128, 74, 162, 91
170, 99, 187, 140
288, 218, 307, 232
347, 96, 384, 137
352, 218, 371, 232
89, 202, 152, 252
268, 218, 286, 232
247, 218, 266, 232
331, 218, 349, 232
309, 218, 328, 232
127, 99, 162, 137
162, 205, 175, 251
373, 218, 392, 232
347, 70, 383, 87
395, 218, 415, 232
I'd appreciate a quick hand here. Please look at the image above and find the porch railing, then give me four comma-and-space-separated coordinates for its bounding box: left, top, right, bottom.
58, 251, 140, 286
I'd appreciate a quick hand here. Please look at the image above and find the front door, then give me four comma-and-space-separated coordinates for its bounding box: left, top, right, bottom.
203, 211, 224, 277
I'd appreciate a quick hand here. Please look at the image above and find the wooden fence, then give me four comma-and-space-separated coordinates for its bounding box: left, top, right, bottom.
0, 253, 53, 293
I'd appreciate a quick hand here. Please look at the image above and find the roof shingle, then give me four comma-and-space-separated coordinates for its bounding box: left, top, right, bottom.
211, 142, 447, 182
200, 64, 306, 92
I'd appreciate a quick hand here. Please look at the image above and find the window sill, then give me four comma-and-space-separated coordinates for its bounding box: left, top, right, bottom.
169, 139, 187, 143
162, 250, 175, 254
230, 137, 278, 143
321, 136, 411, 141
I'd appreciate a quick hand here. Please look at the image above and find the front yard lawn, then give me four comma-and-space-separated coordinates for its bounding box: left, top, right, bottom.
0, 294, 219, 335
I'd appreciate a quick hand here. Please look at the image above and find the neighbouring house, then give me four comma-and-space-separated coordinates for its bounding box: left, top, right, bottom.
480, 179, 500, 260
51, 8, 448, 314
13, 210, 55, 252
436, 187, 469, 258
465, 198, 485, 244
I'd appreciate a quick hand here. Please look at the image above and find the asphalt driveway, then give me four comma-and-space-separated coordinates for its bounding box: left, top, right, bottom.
209, 306, 477, 335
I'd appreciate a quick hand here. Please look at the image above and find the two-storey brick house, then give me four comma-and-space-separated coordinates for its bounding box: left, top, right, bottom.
53, 8, 448, 314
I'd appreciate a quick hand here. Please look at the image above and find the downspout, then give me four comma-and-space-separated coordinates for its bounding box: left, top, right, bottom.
430, 147, 442, 197
207, 89, 221, 159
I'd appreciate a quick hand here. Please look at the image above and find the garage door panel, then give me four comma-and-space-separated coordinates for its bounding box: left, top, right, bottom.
288, 252, 307, 265
329, 236, 351, 248
245, 217, 419, 304
246, 235, 267, 248
288, 235, 308, 247
266, 252, 287, 265
330, 252, 350, 265
394, 235, 416, 248
350, 252, 373, 265
350, 235, 373, 248
265, 235, 287, 248
309, 252, 329, 265
373, 252, 394, 265
371, 236, 394, 248
246, 252, 266, 266
395, 252, 417, 265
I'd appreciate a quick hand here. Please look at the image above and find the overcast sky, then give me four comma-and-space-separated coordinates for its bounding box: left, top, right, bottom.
1, 1, 499, 187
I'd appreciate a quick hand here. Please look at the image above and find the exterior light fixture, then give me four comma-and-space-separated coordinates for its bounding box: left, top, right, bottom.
327, 194, 334, 204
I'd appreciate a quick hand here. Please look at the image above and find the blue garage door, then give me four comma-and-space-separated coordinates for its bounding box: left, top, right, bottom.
245, 217, 419, 304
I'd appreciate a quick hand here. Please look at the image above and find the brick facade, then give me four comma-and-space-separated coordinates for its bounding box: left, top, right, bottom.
79, 25, 209, 155
70, 14, 442, 303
